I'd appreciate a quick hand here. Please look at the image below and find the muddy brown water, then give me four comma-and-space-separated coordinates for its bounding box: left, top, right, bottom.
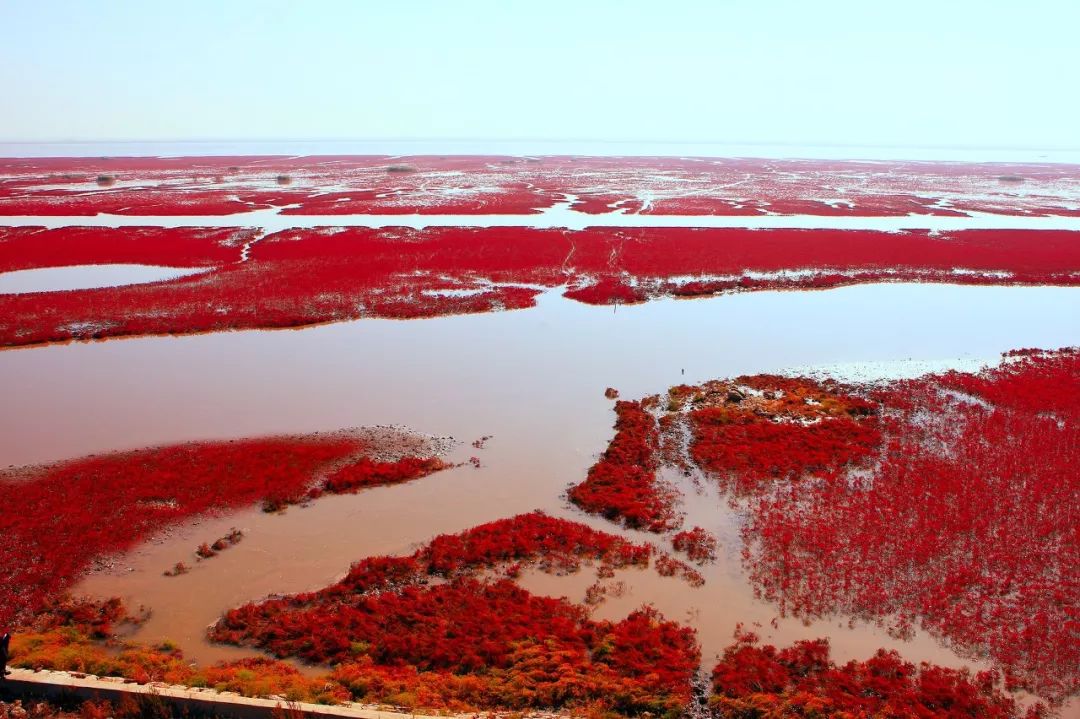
2, 283, 1078, 715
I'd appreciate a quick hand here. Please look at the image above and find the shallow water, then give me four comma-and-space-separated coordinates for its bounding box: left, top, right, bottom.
0, 264, 209, 294
2, 282, 1078, 714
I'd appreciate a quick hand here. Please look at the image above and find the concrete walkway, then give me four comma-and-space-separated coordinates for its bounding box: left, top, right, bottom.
0, 668, 422, 719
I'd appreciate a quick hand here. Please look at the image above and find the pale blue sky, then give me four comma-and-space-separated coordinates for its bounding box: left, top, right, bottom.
2, 1, 1078, 148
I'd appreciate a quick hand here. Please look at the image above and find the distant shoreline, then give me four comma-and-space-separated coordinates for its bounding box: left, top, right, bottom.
2, 139, 1079, 164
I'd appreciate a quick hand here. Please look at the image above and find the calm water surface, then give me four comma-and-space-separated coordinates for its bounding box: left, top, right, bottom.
1, 283, 1077, 713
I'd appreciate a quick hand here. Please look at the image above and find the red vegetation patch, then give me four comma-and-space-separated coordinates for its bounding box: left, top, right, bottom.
709, 630, 1030, 719
937, 347, 1080, 416
162, 562, 190, 577
321, 456, 447, 495
742, 349, 1080, 704
12, 599, 348, 704
570, 377, 881, 533
677, 375, 881, 491
209, 512, 660, 629
210, 527, 244, 552
414, 511, 654, 580
210, 512, 698, 714
182, 528, 245, 568
653, 555, 706, 587
588, 351, 1076, 706
2, 225, 1079, 348
277, 185, 550, 216
0, 433, 448, 628
25, 596, 131, 640
672, 526, 719, 564
2, 155, 1079, 217
567, 400, 681, 532
323, 602, 697, 715
0, 226, 248, 272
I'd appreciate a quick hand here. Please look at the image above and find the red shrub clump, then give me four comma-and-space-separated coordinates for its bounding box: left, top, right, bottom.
210, 512, 698, 715
709, 631, 1029, 719
672, 526, 719, 564
419, 511, 655, 575
653, 555, 706, 587
567, 400, 681, 531
0, 432, 448, 628
743, 349, 1080, 704
322, 456, 447, 494
182, 528, 245, 567
677, 375, 881, 492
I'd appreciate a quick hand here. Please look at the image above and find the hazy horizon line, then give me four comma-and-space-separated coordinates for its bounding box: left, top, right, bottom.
3, 137, 1080, 153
